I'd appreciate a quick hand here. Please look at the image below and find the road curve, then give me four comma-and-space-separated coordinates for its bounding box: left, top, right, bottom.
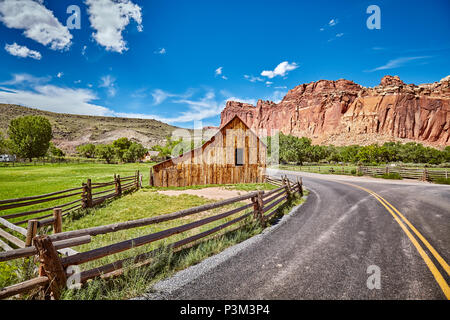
144, 169, 450, 300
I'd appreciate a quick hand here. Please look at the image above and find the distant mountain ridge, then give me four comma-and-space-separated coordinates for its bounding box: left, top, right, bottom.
221, 75, 450, 148
0, 104, 178, 154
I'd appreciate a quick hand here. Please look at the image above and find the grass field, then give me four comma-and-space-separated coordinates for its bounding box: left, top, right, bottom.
0, 162, 154, 200
0, 163, 155, 223
0, 170, 302, 300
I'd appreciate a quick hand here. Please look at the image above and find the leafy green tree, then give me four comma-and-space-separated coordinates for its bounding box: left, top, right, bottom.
0, 132, 6, 154
76, 143, 96, 158
123, 142, 147, 162
95, 144, 115, 164
444, 146, 450, 162
48, 142, 65, 157
151, 136, 183, 159
339, 145, 361, 163
8, 115, 52, 161
112, 137, 132, 162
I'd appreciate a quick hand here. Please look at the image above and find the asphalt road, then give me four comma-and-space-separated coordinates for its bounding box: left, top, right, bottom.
145, 169, 450, 300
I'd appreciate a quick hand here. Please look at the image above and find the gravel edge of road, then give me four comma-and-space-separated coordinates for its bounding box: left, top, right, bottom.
134, 194, 309, 300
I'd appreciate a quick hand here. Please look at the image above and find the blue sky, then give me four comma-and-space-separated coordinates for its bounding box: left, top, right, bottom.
0, 0, 449, 128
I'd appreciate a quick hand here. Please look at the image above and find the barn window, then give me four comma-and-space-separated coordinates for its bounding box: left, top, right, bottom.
235, 148, 244, 166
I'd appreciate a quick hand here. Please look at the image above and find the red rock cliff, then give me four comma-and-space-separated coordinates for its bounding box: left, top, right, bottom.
220, 76, 450, 147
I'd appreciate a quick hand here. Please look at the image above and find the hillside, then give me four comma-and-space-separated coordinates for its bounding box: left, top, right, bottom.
221, 75, 450, 148
0, 104, 178, 154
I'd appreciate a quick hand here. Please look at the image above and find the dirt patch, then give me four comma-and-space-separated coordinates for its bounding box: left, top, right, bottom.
156, 187, 254, 203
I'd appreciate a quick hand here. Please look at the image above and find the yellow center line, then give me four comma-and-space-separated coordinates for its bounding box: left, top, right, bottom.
336, 180, 450, 299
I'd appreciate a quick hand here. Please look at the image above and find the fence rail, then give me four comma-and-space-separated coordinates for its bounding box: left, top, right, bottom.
0, 175, 303, 300
279, 163, 449, 182
358, 166, 448, 181
0, 171, 142, 258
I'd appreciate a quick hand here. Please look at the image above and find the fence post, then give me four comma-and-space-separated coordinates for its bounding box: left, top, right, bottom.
53, 208, 62, 234
251, 191, 265, 226
297, 177, 304, 197
446, 169, 448, 179
117, 175, 122, 196
81, 179, 93, 208
136, 170, 140, 190
25, 219, 38, 247
34, 235, 67, 300
422, 168, 428, 181
285, 175, 292, 196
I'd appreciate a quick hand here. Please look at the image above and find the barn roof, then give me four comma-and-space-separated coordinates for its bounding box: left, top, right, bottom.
152, 114, 266, 169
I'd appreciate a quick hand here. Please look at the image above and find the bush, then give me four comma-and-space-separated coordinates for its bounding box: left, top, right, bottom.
434, 178, 450, 185
380, 172, 402, 180
350, 169, 357, 175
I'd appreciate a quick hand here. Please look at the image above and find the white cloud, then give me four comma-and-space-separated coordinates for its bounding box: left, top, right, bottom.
328, 19, 338, 26
0, 85, 110, 116
57, 72, 63, 78
1, 73, 50, 86
0, 0, 72, 50
319, 27, 325, 31
336, 33, 344, 37
99, 75, 116, 97
81, 45, 87, 55
265, 90, 287, 103
244, 74, 264, 83
154, 47, 166, 55
215, 67, 228, 80
4, 43, 41, 60
261, 61, 299, 79
151, 89, 175, 105
367, 56, 431, 72
265, 81, 273, 87
85, 0, 143, 53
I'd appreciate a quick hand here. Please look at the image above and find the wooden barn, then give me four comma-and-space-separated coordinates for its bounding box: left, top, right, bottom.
150, 115, 267, 187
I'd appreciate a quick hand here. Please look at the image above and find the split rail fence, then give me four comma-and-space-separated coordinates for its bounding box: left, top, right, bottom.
0, 175, 303, 300
0, 171, 142, 254
281, 163, 449, 182
358, 166, 449, 181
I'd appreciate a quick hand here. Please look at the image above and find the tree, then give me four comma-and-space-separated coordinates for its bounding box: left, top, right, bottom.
8, 115, 52, 161
95, 144, 115, 164
123, 142, 147, 162
151, 136, 183, 159
444, 146, 450, 162
76, 143, 96, 158
48, 142, 65, 157
0, 132, 6, 154
112, 137, 132, 162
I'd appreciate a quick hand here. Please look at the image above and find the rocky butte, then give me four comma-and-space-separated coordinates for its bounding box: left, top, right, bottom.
220, 75, 450, 148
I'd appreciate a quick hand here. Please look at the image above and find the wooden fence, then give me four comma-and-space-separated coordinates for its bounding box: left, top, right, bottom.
279, 163, 449, 182
0, 171, 142, 254
0, 175, 303, 300
358, 166, 449, 181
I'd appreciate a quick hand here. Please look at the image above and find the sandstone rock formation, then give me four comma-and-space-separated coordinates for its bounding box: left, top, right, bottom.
220, 76, 450, 148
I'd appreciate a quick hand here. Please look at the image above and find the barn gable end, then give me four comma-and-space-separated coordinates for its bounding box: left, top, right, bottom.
150, 115, 267, 187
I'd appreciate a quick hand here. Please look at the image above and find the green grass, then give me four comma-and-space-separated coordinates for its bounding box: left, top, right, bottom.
377, 172, 402, 180
1, 182, 304, 300
59, 191, 305, 300
434, 177, 450, 185
0, 161, 304, 299
0, 162, 154, 223
276, 164, 358, 176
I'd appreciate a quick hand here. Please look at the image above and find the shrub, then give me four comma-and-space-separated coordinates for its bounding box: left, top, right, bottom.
381, 172, 402, 180
434, 177, 450, 185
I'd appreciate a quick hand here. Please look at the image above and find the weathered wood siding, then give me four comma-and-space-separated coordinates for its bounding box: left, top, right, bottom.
151, 116, 267, 187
